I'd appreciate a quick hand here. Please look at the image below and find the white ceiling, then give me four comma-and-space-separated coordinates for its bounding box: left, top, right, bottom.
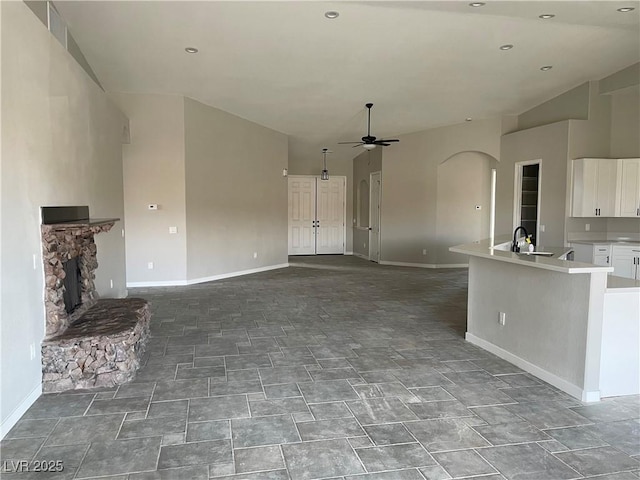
55, 1, 640, 164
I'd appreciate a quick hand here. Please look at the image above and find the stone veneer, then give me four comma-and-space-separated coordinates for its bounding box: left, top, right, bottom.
40, 219, 150, 392
42, 299, 150, 392
41, 221, 115, 338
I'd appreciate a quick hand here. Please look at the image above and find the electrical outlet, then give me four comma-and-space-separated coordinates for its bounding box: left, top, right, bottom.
422, 249, 427, 255
169, 226, 178, 234
585, 223, 590, 232
147, 262, 154, 269
540, 225, 545, 232
30, 343, 36, 360
253, 252, 258, 259
499, 312, 506, 326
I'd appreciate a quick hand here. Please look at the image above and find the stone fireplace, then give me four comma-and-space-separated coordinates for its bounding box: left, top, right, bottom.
40, 206, 150, 392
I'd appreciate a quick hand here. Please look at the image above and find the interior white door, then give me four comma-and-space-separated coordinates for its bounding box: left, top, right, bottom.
316, 177, 346, 254
288, 177, 316, 255
369, 172, 381, 262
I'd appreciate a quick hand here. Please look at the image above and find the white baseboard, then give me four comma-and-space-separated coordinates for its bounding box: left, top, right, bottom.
1, 383, 42, 439
127, 279, 189, 287
127, 263, 289, 288
466, 333, 600, 403
379, 261, 468, 269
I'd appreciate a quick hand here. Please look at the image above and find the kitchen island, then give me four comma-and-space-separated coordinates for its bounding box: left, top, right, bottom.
451, 237, 639, 402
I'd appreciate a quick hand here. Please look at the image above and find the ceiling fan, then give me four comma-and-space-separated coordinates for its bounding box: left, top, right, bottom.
339, 103, 400, 150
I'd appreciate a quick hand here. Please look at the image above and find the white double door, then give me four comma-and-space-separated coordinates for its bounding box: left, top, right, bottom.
288, 176, 346, 255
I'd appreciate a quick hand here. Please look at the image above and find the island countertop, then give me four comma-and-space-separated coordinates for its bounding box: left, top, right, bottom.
450, 236, 614, 275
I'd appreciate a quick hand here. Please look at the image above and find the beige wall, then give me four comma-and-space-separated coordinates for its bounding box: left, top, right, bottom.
610, 89, 640, 158
288, 151, 353, 253
109, 93, 188, 285
499, 122, 570, 247
381, 118, 502, 265
436, 152, 495, 264
467, 256, 602, 394
518, 82, 590, 131
1, 2, 126, 435
184, 97, 288, 279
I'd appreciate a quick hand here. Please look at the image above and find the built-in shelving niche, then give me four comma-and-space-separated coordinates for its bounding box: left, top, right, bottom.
515, 162, 541, 242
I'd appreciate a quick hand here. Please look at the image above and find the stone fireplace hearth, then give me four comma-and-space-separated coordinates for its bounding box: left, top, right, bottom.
41, 219, 114, 338
40, 206, 150, 392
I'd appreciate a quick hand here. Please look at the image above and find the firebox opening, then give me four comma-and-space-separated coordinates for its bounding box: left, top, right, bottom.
62, 257, 82, 314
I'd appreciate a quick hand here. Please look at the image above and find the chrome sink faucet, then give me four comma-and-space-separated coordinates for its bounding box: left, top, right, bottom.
512, 226, 529, 253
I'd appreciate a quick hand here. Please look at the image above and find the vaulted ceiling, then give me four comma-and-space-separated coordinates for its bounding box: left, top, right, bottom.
55, 1, 640, 163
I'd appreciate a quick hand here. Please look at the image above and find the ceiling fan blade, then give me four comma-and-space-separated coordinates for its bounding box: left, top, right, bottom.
379, 143, 391, 146
377, 139, 399, 143
352, 143, 364, 148
338, 141, 363, 144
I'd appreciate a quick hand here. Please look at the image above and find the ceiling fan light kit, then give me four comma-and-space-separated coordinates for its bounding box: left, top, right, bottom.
339, 103, 400, 150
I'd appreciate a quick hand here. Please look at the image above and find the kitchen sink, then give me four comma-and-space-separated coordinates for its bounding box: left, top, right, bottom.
517, 251, 554, 257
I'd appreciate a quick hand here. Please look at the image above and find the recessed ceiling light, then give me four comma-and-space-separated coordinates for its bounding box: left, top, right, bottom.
185, 47, 198, 54
324, 11, 339, 19
539, 14, 555, 19
465, 118, 473, 122
499, 44, 513, 50
469, 2, 485, 7
617, 7, 635, 12
540, 65, 553, 71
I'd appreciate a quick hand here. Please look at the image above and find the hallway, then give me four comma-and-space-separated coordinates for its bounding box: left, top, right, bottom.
2, 257, 638, 479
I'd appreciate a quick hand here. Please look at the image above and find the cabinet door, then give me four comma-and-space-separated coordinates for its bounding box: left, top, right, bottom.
618, 158, 640, 217
593, 254, 610, 266
611, 246, 636, 279
572, 159, 598, 217
570, 243, 595, 263
596, 159, 618, 216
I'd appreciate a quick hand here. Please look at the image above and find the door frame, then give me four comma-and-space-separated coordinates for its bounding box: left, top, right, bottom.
513, 159, 542, 243
287, 175, 347, 255
369, 171, 382, 262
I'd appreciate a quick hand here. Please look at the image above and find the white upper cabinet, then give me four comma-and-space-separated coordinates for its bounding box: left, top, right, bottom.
571, 158, 618, 217
616, 158, 640, 217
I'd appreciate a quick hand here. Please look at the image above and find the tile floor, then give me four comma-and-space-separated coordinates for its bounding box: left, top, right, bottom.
2, 255, 639, 479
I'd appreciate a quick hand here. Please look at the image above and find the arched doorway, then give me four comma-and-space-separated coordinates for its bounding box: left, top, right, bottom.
436, 151, 498, 263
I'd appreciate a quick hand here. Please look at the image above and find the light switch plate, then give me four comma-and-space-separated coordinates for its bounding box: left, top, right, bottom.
169, 226, 178, 234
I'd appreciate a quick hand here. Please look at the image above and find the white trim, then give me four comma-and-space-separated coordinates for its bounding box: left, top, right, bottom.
465, 332, 600, 403
127, 263, 289, 288
379, 261, 468, 269
369, 171, 382, 262
353, 252, 369, 260
1, 383, 42, 439
344, 251, 354, 255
